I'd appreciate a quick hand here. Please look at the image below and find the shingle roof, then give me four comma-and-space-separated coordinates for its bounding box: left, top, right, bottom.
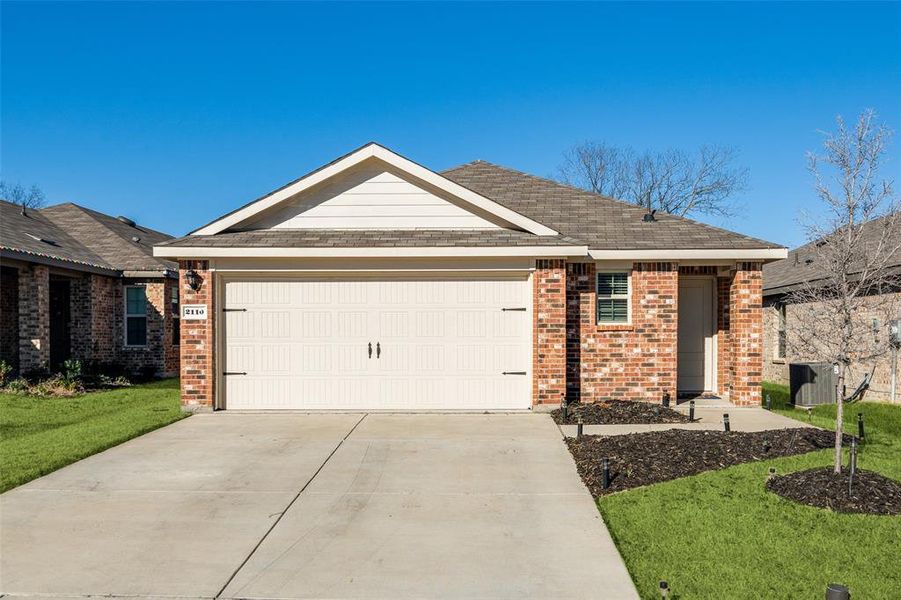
0, 200, 176, 274
159, 229, 583, 248
442, 161, 783, 251
763, 214, 901, 296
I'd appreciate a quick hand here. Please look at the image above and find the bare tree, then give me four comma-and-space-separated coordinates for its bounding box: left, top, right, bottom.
786, 109, 900, 474
557, 143, 748, 218
0, 181, 46, 210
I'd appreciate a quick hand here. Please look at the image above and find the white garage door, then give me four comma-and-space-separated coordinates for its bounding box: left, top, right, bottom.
222, 277, 531, 410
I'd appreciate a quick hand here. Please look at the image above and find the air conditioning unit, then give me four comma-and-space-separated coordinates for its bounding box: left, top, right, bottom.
789, 362, 836, 406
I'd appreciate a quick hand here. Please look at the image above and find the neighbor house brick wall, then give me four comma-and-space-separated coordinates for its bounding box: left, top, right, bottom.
763, 292, 901, 401
179, 260, 215, 410
69, 274, 93, 362
567, 262, 678, 403
1, 266, 19, 369
18, 264, 50, 373
89, 274, 119, 365
729, 262, 763, 406
163, 277, 180, 376
533, 259, 567, 405
119, 280, 170, 377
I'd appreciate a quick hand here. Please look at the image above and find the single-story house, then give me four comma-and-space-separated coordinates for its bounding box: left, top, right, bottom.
154, 143, 786, 412
763, 216, 901, 401
0, 200, 180, 377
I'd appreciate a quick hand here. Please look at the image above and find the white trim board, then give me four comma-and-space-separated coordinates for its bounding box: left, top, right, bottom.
588, 248, 787, 261
154, 245, 589, 258
192, 143, 558, 237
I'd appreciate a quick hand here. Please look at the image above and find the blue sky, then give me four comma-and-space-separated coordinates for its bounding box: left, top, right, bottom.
2, 2, 899, 246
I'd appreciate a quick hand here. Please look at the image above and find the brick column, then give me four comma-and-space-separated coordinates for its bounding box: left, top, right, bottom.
179, 260, 215, 411
534, 259, 566, 405
729, 262, 763, 406
18, 264, 50, 373
716, 275, 732, 395
70, 274, 93, 362
90, 274, 118, 365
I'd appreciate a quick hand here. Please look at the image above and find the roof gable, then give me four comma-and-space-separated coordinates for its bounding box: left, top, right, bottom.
243, 164, 504, 231
192, 143, 558, 236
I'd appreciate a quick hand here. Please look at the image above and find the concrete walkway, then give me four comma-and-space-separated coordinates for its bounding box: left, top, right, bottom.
559, 406, 813, 437
0, 413, 638, 599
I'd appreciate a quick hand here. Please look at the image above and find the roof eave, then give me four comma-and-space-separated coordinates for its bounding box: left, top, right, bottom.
153, 245, 589, 259
588, 248, 788, 261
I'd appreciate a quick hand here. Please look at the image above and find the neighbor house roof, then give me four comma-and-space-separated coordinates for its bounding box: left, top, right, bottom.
0, 199, 177, 275
763, 213, 901, 296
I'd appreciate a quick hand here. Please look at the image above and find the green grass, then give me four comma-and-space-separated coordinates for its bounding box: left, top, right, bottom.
598, 385, 901, 599
0, 378, 186, 492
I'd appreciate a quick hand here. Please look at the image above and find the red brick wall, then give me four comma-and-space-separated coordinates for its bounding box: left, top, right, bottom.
566, 262, 678, 403
90, 274, 119, 365
533, 259, 567, 405
729, 262, 763, 406
18, 264, 50, 373
179, 260, 215, 410
716, 275, 732, 395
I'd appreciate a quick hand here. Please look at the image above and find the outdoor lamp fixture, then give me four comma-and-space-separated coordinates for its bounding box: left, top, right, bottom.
659, 580, 669, 599
184, 269, 202, 292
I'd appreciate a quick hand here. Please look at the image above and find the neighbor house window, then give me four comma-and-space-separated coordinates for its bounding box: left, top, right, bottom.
125, 286, 148, 346
596, 271, 630, 323
776, 303, 787, 360
170, 286, 180, 346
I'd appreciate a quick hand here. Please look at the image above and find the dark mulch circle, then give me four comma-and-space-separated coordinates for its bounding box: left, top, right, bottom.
766, 467, 901, 515
552, 400, 691, 425
568, 427, 849, 496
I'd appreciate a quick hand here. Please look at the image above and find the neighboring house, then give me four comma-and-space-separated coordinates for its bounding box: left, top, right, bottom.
154, 143, 786, 412
763, 217, 901, 401
0, 200, 180, 377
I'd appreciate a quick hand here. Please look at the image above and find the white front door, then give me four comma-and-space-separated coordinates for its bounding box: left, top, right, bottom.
222, 277, 531, 410
677, 278, 715, 393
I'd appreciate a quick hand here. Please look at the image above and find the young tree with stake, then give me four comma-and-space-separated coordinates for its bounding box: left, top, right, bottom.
787, 110, 900, 473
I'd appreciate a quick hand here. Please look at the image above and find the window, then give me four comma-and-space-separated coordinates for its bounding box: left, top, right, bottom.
125, 286, 148, 346
776, 303, 787, 360
596, 271, 630, 323
170, 286, 180, 346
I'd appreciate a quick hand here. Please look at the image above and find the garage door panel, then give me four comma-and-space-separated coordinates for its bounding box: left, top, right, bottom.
223, 277, 530, 410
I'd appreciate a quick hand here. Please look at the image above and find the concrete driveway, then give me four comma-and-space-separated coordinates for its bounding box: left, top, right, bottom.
0, 413, 637, 599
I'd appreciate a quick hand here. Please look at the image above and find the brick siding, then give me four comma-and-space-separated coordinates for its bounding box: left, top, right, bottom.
179, 260, 215, 410
533, 259, 567, 405
18, 264, 50, 373
567, 262, 678, 403
729, 262, 763, 406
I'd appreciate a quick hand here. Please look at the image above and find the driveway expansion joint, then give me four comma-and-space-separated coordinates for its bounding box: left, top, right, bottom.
213, 413, 368, 599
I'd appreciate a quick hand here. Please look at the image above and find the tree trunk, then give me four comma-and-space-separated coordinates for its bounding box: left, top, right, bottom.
834, 364, 846, 474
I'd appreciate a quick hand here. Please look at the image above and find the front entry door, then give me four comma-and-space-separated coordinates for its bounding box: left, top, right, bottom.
677, 278, 715, 393
49, 279, 72, 369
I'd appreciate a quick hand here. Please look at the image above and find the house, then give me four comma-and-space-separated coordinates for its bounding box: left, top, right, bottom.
154, 143, 786, 412
0, 200, 180, 377
763, 216, 901, 401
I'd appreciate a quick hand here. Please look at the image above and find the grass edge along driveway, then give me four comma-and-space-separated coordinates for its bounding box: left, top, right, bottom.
0, 378, 185, 493
597, 385, 901, 599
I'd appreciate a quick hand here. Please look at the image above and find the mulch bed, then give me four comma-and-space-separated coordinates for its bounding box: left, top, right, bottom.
552, 400, 691, 425
767, 467, 901, 515
567, 427, 849, 496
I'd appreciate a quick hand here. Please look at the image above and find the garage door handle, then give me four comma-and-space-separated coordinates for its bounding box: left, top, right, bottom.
368, 342, 372, 359
502, 307, 527, 312
223, 371, 247, 376
376, 342, 381, 359
502, 371, 527, 375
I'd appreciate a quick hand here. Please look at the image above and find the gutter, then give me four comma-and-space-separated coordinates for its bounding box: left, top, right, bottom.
153, 245, 590, 259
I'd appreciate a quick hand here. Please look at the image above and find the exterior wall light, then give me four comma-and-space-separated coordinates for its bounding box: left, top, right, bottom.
185, 269, 202, 292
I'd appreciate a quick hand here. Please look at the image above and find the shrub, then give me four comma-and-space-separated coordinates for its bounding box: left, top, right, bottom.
61, 358, 84, 384
0, 359, 12, 385
28, 375, 83, 397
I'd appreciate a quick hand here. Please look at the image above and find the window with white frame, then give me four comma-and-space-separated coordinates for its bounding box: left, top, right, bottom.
776, 303, 787, 360
125, 286, 148, 346
596, 271, 630, 323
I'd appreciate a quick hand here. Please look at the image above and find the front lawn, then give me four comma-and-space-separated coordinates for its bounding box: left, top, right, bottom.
0, 378, 186, 492
597, 389, 901, 599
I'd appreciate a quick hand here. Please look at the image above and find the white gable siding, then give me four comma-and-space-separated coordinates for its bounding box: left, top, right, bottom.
252, 169, 502, 230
